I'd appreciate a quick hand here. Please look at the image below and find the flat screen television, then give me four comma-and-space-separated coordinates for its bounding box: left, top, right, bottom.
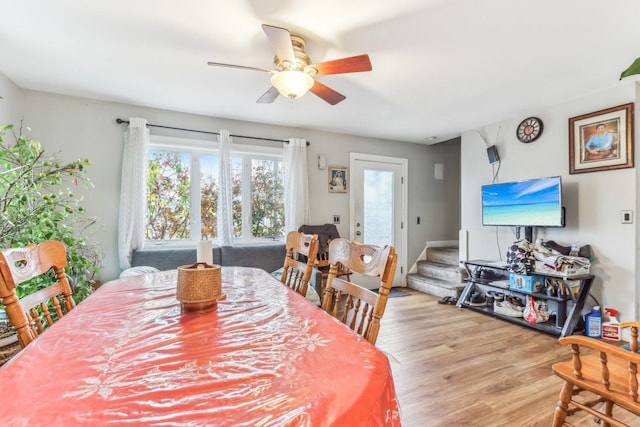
482, 176, 563, 227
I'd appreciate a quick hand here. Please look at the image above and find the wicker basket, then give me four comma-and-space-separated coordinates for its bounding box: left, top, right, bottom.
177, 263, 223, 313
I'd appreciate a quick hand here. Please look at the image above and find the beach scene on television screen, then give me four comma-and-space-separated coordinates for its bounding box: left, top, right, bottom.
482, 177, 561, 226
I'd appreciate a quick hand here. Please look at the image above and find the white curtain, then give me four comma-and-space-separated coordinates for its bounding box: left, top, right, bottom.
217, 129, 234, 246
284, 138, 310, 233
118, 118, 149, 270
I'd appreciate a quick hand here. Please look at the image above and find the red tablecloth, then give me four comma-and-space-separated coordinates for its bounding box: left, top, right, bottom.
0, 267, 401, 426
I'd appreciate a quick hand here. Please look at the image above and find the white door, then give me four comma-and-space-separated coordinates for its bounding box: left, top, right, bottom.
349, 153, 407, 287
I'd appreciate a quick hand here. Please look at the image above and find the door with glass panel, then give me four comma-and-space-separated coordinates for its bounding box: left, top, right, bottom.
350, 153, 406, 287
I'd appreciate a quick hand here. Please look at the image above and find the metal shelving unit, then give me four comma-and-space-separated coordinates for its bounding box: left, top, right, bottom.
457, 260, 594, 337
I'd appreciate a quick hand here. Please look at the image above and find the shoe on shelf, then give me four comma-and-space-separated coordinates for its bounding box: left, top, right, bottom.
536, 302, 550, 322
486, 295, 495, 306
507, 296, 525, 309
494, 301, 523, 318
486, 290, 505, 301
468, 292, 487, 307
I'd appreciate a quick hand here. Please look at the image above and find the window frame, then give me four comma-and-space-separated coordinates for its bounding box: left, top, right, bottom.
146, 135, 284, 247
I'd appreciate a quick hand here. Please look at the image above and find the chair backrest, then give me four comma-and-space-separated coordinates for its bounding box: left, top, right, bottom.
281, 232, 319, 297
321, 238, 397, 345
551, 321, 640, 426
0, 240, 75, 348
298, 224, 340, 268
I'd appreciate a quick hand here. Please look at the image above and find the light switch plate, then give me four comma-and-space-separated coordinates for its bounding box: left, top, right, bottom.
621, 210, 633, 224
318, 155, 327, 170
333, 215, 340, 224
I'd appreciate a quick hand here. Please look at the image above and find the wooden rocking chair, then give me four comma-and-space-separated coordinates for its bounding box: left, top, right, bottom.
552, 321, 640, 426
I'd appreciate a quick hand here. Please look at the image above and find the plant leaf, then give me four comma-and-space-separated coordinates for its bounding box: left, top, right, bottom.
620, 57, 640, 80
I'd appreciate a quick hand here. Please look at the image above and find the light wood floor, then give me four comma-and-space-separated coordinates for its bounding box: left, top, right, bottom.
376, 289, 640, 427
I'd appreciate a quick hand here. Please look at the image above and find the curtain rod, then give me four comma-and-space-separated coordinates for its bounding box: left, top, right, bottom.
115, 118, 309, 145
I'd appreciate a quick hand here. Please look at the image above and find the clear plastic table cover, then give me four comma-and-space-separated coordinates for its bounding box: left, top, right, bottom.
0, 267, 401, 426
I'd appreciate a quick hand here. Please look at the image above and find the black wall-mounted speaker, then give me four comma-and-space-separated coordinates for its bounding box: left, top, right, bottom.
487, 145, 500, 164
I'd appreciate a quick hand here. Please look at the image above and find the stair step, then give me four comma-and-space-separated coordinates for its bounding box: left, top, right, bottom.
406, 274, 465, 299
426, 247, 459, 265
416, 260, 466, 282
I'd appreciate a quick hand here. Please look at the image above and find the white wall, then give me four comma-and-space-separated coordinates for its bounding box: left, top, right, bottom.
3, 87, 459, 283
0, 73, 23, 126
461, 82, 638, 322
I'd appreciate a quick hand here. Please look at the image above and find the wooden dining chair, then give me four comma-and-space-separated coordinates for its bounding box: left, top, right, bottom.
321, 238, 397, 345
551, 321, 640, 426
280, 231, 319, 297
297, 224, 349, 291
0, 240, 75, 348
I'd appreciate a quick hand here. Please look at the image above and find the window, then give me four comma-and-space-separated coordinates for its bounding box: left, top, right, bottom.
146, 136, 284, 244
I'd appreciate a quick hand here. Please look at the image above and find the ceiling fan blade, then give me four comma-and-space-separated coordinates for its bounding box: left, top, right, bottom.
257, 86, 280, 104
262, 24, 295, 65
207, 61, 272, 73
309, 80, 346, 105
306, 54, 372, 76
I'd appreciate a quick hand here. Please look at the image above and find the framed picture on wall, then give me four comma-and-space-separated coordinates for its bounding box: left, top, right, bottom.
328, 166, 348, 193
569, 103, 634, 174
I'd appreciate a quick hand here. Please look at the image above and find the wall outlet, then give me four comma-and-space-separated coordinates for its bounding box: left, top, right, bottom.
333, 215, 340, 224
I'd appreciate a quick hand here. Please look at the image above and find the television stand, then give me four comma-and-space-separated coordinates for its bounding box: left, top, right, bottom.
524, 226, 533, 243
515, 226, 534, 242
457, 260, 594, 337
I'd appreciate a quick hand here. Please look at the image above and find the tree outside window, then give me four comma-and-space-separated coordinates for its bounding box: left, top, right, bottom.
146, 151, 191, 240
145, 143, 284, 244
251, 159, 284, 238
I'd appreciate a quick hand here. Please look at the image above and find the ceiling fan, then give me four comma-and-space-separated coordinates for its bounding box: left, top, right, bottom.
207, 24, 372, 105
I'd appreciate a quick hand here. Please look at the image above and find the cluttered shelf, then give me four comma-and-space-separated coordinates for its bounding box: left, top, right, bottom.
463, 259, 593, 283
460, 301, 569, 336
458, 262, 593, 337
462, 274, 572, 303
457, 239, 595, 337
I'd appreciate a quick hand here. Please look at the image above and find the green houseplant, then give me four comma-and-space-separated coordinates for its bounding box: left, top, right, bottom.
0, 122, 103, 303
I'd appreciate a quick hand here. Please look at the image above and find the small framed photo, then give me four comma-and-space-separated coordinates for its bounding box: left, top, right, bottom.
569, 103, 634, 174
328, 166, 348, 193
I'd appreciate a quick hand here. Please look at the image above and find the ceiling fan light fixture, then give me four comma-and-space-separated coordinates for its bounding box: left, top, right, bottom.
271, 70, 314, 100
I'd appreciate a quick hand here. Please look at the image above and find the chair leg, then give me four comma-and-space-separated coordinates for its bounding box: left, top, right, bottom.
601, 400, 614, 427
552, 382, 573, 427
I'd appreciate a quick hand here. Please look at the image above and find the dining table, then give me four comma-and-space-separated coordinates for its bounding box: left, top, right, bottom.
0, 266, 401, 426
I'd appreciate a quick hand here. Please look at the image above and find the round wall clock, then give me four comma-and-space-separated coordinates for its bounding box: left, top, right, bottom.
516, 117, 543, 143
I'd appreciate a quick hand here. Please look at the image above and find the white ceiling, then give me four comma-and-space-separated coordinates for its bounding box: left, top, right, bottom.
1, 0, 639, 144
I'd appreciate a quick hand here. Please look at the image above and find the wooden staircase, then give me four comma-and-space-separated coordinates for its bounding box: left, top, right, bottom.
406, 246, 467, 298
